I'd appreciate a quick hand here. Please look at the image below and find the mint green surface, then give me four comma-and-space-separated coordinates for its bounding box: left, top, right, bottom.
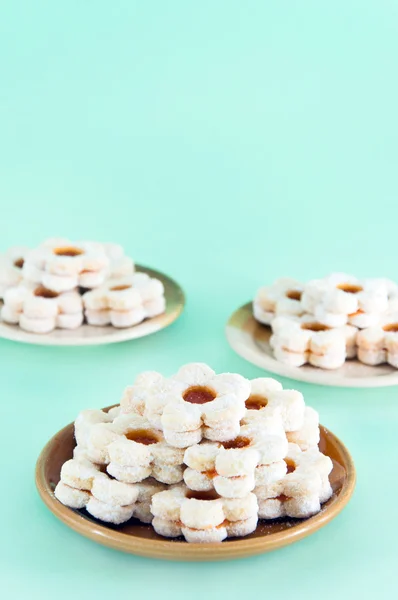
0, 1, 397, 598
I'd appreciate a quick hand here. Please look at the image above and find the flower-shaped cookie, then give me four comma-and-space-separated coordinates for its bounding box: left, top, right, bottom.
253, 278, 304, 325
151, 484, 258, 542
255, 443, 333, 519
22, 239, 110, 293
286, 406, 320, 450
303, 273, 388, 329
1, 283, 83, 332
81, 413, 185, 485
83, 273, 165, 328
120, 371, 185, 429
89, 476, 165, 524
270, 316, 354, 369
243, 378, 318, 453
357, 312, 398, 368
55, 452, 165, 525
243, 377, 305, 432
0, 246, 29, 298
73, 408, 116, 466
101, 243, 135, 280
159, 363, 250, 447
74, 408, 114, 447
183, 415, 288, 499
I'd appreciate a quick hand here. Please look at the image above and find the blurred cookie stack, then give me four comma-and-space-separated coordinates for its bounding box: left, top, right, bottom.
0, 238, 165, 333
253, 273, 398, 369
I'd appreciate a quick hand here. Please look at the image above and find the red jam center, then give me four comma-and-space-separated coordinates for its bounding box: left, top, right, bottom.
125, 429, 159, 445
204, 469, 218, 479
286, 289, 302, 301
186, 490, 220, 501
337, 283, 363, 294
110, 284, 132, 291
14, 258, 24, 269
383, 323, 398, 333
275, 494, 290, 502
183, 386, 216, 404
245, 395, 268, 410
34, 286, 59, 299
54, 246, 84, 257
301, 322, 330, 332
221, 436, 251, 450
285, 459, 296, 474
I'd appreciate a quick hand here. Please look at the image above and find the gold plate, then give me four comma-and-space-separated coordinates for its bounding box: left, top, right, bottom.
226, 302, 398, 388
0, 265, 185, 346
36, 410, 355, 562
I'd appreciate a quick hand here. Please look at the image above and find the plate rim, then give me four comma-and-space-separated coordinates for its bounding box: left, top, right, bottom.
0, 264, 185, 347
35, 421, 356, 562
226, 302, 398, 388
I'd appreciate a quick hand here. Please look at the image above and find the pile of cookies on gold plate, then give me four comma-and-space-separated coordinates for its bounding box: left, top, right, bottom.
253, 273, 398, 369
55, 363, 333, 543
0, 239, 165, 333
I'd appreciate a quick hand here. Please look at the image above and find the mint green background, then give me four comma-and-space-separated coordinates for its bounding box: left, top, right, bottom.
0, 1, 397, 598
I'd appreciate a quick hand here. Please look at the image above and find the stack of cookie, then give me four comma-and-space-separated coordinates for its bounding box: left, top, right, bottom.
0, 238, 165, 333
253, 278, 304, 326
2, 284, 84, 334
82, 273, 165, 328
22, 239, 111, 292
270, 316, 355, 369
302, 273, 390, 329
356, 313, 398, 367
55, 363, 334, 543
254, 273, 398, 369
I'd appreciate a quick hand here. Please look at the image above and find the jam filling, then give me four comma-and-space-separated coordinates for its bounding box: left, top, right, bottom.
204, 469, 218, 479
275, 494, 291, 502
337, 283, 363, 294
383, 323, 398, 333
285, 289, 302, 301
125, 429, 159, 445
110, 284, 132, 291
183, 386, 216, 405
285, 458, 296, 474
177, 519, 229, 530
348, 309, 364, 318
221, 436, 251, 450
34, 286, 59, 299
185, 490, 220, 501
245, 394, 268, 410
14, 258, 24, 269
54, 246, 84, 257
301, 322, 330, 332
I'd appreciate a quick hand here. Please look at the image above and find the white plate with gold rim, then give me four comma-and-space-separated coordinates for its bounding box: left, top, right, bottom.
0, 265, 185, 346
226, 302, 398, 387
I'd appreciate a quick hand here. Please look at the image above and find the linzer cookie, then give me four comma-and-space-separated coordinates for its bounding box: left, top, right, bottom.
151, 485, 258, 542
23, 239, 110, 292
270, 316, 348, 369
356, 313, 398, 368
83, 273, 165, 328
255, 443, 333, 519
253, 278, 304, 325
2, 284, 83, 333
